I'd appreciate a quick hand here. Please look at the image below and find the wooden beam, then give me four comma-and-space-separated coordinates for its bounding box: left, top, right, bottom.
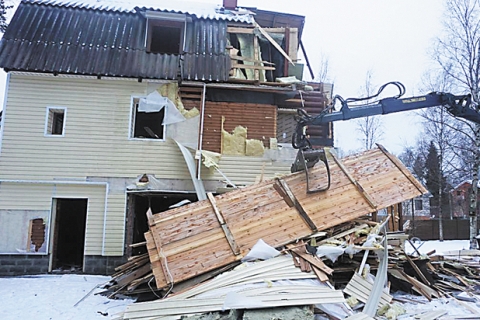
254, 21, 294, 66
404, 253, 431, 286
276, 178, 318, 232
253, 35, 260, 81
231, 63, 276, 71
230, 55, 275, 65
289, 247, 334, 275
377, 144, 428, 194
228, 27, 297, 34
207, 193, 241, 255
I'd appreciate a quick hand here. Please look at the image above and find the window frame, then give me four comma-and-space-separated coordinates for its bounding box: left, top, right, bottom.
129, 95, 166, 141
44, 106, 67, 137
414, 199, 423, 211
145, 12, 188, 55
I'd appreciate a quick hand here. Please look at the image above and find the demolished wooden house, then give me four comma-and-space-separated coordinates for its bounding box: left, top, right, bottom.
0, 0, 333, 276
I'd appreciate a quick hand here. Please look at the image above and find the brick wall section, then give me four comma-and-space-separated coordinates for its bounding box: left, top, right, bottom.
0, 255, 49, 276
84, 255, 127, 275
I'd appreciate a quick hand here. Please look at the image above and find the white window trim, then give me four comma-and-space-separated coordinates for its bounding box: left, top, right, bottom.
44, 106, 67, 137
144, 11, 189, 54
129, 95, 166, 141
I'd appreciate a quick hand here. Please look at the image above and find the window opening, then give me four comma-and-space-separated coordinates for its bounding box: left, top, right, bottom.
46, 107, 66, 135
131, 98, 165, 139
147, 20, 183, 54
414, 199, 423, 211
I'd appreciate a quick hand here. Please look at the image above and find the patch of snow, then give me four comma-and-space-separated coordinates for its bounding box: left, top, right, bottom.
0, 240, 479, 319
0, 274, 135, 320
404, 239, 470, 255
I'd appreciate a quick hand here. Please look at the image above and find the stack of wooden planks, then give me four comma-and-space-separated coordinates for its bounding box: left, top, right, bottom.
102, 253, 155, 298
145, 145, 428, 289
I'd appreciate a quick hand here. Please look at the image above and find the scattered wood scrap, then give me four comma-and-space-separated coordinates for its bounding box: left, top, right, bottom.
103, 147, 480, 319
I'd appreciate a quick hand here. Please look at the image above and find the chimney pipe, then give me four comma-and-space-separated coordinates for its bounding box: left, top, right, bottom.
223, 0, 237, 10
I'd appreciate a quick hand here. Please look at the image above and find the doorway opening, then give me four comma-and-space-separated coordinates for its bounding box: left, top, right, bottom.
50, 198, 88, 272
126, 193, 197, 257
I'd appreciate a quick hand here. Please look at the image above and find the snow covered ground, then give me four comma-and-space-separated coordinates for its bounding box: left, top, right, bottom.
0, 274, 135, 320
0, 240, 479, 320
404, 239, 472, 255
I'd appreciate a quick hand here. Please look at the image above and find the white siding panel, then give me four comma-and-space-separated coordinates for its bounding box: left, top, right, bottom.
103, 192, 127, 256
0, 75, 191, 180
0, 182, 108, 255
0, 183, 54, 210
202, 156, 292, 186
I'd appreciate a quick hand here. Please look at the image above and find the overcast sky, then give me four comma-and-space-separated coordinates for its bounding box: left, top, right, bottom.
1, 0, 445, 155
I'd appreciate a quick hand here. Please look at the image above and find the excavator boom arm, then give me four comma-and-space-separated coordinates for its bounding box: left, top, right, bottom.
291, 88, 479, 194
309, 92, 476, 124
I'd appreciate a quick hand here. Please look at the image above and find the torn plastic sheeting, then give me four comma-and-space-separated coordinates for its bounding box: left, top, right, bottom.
241, 239, 280, 262
139, 90, 186, 125
139, 91, 166, 113
163, 99, 187, 125
166, 115, 199, 149
175, 140, 207, 201
316, 245, 345, 263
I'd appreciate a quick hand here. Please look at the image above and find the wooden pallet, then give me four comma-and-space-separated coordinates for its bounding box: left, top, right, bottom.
146, 146, 427, 288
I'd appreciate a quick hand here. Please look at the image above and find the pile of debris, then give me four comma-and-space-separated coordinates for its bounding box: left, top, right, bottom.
100, 146, 480, 319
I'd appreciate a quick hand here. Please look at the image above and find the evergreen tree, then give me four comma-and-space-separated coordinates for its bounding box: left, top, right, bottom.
425, 141, 441, 197
425, 141, 451, 220
413, 154, 425, 183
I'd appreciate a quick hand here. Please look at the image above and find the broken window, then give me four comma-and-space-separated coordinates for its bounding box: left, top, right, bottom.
145, 12, 187, 54
131, 98, 165, 139
45, 107, 66, 136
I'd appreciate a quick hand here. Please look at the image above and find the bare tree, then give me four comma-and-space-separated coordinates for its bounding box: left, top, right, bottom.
432, 0, 480, 248
355, 70, 384, 150
316, 53, 333, 84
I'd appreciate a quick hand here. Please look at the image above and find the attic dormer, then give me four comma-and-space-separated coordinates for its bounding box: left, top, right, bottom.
145, 11, 191, 55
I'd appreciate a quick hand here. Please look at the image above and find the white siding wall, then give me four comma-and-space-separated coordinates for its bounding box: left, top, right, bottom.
0, 74, 191, 179
0, 73, 294, 256
0, 182, 108, 255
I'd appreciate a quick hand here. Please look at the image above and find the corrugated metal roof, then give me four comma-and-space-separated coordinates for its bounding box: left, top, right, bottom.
0, 0, 233, 80
23, 0, 254, 23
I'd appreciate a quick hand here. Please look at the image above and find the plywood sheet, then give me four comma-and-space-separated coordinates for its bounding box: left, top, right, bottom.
147, 146, 427, 288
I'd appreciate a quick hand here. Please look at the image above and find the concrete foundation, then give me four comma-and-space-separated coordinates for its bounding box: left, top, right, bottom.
0, 254, 126, 276
83, 255, 127, 275
0, 254, 49, 276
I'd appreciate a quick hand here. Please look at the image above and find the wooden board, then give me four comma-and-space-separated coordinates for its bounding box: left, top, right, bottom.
147, 147, 427, 288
